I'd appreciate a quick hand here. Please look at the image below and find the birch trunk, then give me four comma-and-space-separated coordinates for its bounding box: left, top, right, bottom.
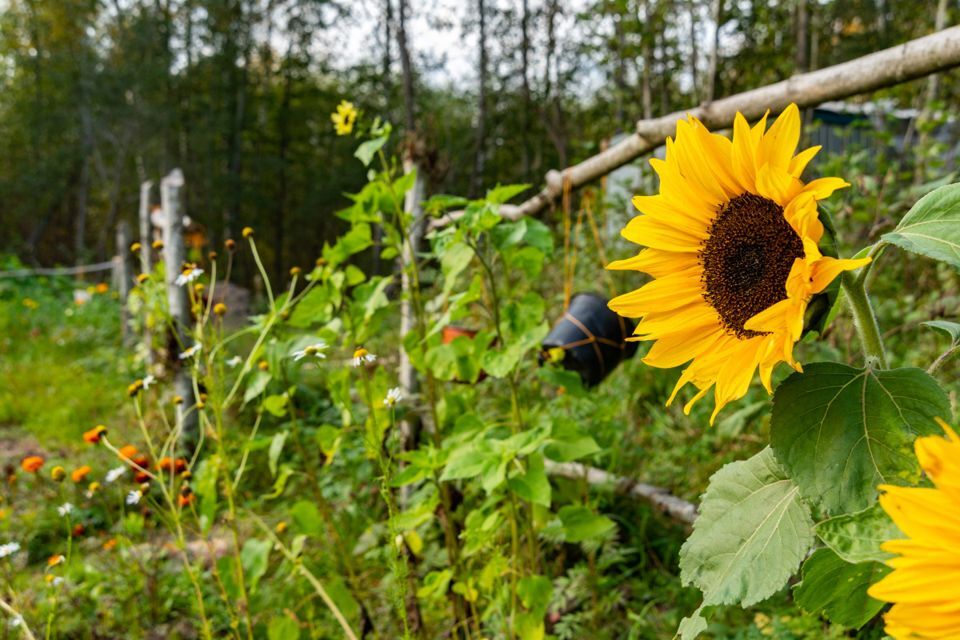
161, 169, 198, 450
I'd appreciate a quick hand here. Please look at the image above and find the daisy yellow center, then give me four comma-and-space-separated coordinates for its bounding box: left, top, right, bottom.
700, 193, 803, 339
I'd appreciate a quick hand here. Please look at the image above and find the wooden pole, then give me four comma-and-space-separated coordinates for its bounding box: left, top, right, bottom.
431, 26, 960, 228
139, 181, 153, 273
115, 220, 134, 345
161, 168, 198, 449
139, 180, 154, 365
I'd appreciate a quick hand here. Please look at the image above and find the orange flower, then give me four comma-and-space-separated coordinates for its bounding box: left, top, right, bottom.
70, 466, 92, 483
83, 425, 107, 444
94, 282, 109, 294
102, 538, 117, 551
177, 493, 194, 507
21, 456, 44, 473
157, 457, 174, 472
118, 445, 138, 460
72, 523, 85, 537
134, 471, 150, 484
131, 455, 150, 470
47, 554, 65, 567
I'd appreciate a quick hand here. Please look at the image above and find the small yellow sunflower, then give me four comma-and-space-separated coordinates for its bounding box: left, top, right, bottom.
608, 104, 870, 422
867, 419, 960, 640
331, 100, 358, 136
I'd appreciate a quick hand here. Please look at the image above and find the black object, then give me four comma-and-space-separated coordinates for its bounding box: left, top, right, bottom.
542, 292, 639, 387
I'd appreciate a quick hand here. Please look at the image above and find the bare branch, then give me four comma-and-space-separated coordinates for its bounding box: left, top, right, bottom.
545, 461, 698, 525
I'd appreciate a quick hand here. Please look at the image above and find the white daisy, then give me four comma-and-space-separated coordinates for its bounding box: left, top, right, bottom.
352, 347, 377, 368
175, 266, 203, 287
226, 355, 243, 368
126, 490, 142, 506
57, 503, 74, 518
9, 615, 22, 628
383, 387, 403, 407
49, 576, 64, 587
141, 374, 156, 389
0, 542, 20, 558
292, 341, 328, 362
178, 343, 202, 360
105, 466, 127, 483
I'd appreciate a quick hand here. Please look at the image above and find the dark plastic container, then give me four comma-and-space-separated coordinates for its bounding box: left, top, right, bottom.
541, 292, 639, 387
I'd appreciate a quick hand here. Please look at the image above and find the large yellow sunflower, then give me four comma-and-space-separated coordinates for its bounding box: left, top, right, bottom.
868, 419, 960, 640
608, 104, 870, 422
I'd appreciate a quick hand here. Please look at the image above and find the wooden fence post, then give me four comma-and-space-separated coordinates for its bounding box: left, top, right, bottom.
160, 168, 198, 449
114, 220, 134, 345
139, 180, 154, 365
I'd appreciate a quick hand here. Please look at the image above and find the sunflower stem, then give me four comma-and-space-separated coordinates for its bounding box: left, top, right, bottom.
841, 271, 888, 369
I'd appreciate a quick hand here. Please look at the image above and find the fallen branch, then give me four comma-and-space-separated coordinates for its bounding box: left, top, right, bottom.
545, 460, 698, 525
432, 26, 960, 229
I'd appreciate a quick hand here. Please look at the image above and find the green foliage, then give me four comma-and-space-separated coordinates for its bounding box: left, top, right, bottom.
680, 448, 814, 609
793, 549, 890, 629
770, 363, 950, 515
882, 182, 960, 269
814, 504, 900, 564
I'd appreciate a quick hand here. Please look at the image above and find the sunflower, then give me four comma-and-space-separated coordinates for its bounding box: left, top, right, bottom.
608, 104, 870, 421
331, 100, 358, 136
867, 419, 960, 640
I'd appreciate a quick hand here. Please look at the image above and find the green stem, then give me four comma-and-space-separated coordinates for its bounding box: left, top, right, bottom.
841, 272, 888, 369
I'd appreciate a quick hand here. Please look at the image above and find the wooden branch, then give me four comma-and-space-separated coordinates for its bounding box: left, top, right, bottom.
434, 26, 960, 228
545, 460, 698, 525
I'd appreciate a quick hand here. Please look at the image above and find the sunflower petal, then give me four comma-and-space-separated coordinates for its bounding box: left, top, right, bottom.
605, 248, 698, 277
759, 103, 800, 170
621, 214, 706, 251
789, 145, 821, 178
802, 176, 850, 200
808, 256, 872, 293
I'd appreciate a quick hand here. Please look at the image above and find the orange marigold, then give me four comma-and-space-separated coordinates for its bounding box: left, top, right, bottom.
21, 456, 44, 473
70, 466, 92, 483
118, 445, 138, 460
83, 425, 107, 444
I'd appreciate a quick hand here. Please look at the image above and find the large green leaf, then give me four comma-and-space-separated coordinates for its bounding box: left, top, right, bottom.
771, 363, 949, 514
815, 503, 900, 564
882, 182, 960, 268
923, 319, 960, 343
679, 448, 813, 607
793, 548, 890, 629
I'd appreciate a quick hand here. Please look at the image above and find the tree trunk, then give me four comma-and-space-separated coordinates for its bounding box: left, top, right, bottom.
706, 0, 723, 101
794, 0, 809, 73
397, 0, 416, 132
275, 46, 293, 280
161, 169, 198, 450
470, 0, 488, 197
520, 0, 532, 178
639, 0, 654, 119
688, 0, 699, 102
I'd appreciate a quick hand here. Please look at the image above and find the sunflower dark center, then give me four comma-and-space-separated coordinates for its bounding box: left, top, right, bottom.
700, 193, 804, 339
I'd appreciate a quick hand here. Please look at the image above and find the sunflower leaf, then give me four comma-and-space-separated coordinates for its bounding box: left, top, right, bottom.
679, 447, 814, 607
815, 503, 899, 564
793, 548, 891, 629
883, 181, 960, 269
770, 363, 949, 515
